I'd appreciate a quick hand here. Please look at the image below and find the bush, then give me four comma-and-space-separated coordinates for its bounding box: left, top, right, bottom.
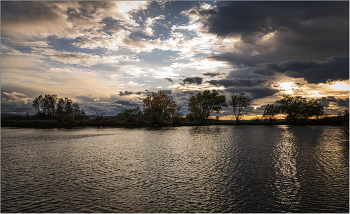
63, 115, 75, 126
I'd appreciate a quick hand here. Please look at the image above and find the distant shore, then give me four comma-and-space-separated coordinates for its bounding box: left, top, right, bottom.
1, 115, 348, 129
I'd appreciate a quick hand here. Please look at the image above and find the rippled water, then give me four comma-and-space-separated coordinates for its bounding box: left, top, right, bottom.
1, 125, 348, 212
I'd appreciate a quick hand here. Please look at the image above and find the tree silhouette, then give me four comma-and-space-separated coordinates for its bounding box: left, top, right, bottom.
188, 90, 227, 124
277, 95, 324, 124
263, 104, 279, 123
230, 92, 251, 125
32, 94, 86, 120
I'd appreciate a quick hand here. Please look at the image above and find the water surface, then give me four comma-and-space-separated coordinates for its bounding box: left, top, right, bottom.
1, 125, 348, 212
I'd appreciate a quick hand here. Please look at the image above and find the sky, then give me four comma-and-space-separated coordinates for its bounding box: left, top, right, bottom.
1, 1, 349, 118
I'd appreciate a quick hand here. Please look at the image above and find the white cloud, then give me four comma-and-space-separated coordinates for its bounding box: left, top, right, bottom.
119, 65, 146, 76
1, 92, 30, 102
128, 81, 145, 87
2, 1, 149, 39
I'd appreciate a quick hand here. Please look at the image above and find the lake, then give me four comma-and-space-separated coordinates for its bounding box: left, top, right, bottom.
1, 125, 348, 212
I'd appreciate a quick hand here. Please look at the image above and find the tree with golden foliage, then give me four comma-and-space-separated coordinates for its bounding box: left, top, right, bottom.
142, 91, 181, 124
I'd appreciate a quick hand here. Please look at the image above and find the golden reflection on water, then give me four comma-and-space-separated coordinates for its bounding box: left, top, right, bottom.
314, 127, 349, 188
274, 126, 300, 207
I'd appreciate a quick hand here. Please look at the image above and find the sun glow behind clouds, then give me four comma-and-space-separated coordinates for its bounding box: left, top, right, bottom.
278, 82, 296, 94
329, 81, 349, 91
276, 80, 349, 99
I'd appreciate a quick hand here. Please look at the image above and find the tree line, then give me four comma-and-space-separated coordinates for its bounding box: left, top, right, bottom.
32, 94, 87, 121
112, 90, 324, 125
31, 90, 325, 126
263, 95, 324, 125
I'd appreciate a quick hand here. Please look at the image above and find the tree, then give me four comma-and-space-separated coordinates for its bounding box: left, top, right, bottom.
277, 95, 324, 124
122, 107, 142, 117
72, 103, 88, 120
118, 107, 144, 123
56, 98, 65, 120
230, 92, 251, 125
42, 94, 58, 119
263, 104, 280, 123
188, 90, 227, 124
32, 95, 43, 114
302, 99, 324, 120
142, 91, 181, 124
64, 97, 73, 116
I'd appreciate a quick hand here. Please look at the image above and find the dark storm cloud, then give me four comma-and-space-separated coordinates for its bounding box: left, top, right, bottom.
317, 96, 349, 108
207, 78, 267, 88
181, 90, 196, 95
202, 72, 222, 77
112, 100, 140, 107
161, 90, 172, 95
1, 100, 33, 114
209, 53, 275, 68
252, 57, 349, 84
197, 2, 274, 40
119, 91, 135, 96
198, 1, 348, 80
225, 87, 279, 100
198, 2, 348, 42
165, 78, 173, 83
181, 77, 203, 85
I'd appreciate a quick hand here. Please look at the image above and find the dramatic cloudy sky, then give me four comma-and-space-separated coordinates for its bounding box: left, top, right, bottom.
1, 1, 349, 118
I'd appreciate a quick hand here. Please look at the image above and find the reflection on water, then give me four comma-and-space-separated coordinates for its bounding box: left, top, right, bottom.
1, 126, 348, 213
273, 126, 300, 211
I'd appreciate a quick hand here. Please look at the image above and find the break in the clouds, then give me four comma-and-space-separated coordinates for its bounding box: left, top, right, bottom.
1, 1, 348, 116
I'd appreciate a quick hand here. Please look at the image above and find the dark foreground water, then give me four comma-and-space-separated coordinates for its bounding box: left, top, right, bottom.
1, 125, 348, 212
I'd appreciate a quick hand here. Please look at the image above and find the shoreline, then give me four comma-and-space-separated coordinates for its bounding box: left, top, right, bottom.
1, 117, 347, 129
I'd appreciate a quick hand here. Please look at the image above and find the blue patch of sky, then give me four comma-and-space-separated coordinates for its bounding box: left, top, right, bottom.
161, 1, 203, 15
0, 38, 30, 54
41, 56, 87, 70
1, 1, 24, 17
137, 49, 180, 65
47, 36, 107, 55
131, 1, 196, 39
89, 64, 127, 75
